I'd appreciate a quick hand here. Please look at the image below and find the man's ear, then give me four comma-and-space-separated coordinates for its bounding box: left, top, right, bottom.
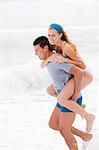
44, 45, 49, 51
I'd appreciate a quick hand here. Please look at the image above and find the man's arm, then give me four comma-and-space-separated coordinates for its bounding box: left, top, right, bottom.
69, 66, 84, 100
41, 57, 51, 68
46, 84, 58, 97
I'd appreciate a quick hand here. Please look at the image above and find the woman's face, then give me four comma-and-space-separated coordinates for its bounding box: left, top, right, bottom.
48, 28, 62, 45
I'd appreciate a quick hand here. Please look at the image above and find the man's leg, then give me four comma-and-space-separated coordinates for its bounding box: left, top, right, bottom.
59, 111, 78, 150
49, 105, 93, 141
49, 105, 60, 130
71, 127, 93, 141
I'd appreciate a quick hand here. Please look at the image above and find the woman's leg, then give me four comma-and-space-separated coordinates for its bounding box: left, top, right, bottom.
84, 69, 93, 85
47, 84, 86, 109
47, 70, 93, 97
56, 77, 95, 133
57, 70, 93, 102
47, 81, 95, 132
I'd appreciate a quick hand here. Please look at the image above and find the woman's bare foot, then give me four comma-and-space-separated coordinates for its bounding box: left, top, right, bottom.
81, 133, 93, 141
86, 114, 95, 133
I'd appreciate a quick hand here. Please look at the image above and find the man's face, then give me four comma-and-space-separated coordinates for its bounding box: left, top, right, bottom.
34, 44, 46, 60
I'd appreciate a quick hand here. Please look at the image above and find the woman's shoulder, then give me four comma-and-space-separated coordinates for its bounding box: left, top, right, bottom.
63, 42, 73, 49
62, 42, 75, 55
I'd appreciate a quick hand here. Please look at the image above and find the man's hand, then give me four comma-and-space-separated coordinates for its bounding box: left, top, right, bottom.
71, 92, 80, 101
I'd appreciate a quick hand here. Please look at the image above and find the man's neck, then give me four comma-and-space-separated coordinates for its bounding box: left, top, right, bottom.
45, 51, 54, 60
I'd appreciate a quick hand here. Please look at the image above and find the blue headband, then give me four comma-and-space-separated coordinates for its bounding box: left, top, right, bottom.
49, 23, 63, 33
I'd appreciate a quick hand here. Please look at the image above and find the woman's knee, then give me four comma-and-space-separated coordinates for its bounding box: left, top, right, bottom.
89, 73, 93, 83
84, 71, 93, 84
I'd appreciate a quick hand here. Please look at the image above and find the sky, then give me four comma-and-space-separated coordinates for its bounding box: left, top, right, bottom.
0, 0, 98, 29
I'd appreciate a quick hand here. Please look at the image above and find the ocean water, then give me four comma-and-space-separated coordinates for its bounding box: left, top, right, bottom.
0, 27, 99, 150
0, 27, 98, 96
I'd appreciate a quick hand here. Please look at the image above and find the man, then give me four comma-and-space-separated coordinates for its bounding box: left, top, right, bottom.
33, 36, 93, 150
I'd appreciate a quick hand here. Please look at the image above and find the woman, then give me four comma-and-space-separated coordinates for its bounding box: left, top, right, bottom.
41, 23, 95, 133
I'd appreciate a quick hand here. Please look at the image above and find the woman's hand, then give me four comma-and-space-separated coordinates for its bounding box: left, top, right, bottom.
41, 57, 52, 68
40, 54, 58, 68
50, 53, 70, 63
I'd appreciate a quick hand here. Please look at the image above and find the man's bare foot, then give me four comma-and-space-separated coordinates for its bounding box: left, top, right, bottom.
86, 114, 95, 133
82, 133, 93, 141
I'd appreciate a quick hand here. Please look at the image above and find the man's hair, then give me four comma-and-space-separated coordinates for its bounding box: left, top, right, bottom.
33, 36, 53, 51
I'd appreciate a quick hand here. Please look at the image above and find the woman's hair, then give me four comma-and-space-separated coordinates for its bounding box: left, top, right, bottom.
49, 23, 77, 52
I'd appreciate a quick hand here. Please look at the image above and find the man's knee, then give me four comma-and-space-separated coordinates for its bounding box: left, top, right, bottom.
49, 120, 53, 129
59, 125, 70, 135
49, 121, 58, 130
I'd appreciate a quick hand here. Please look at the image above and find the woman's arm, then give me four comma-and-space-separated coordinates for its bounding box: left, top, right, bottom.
41, 59, 50, 68
52, 54, 86, 69
66, 59, 86, 69
41, 53, 59, 68
41, 55, 54, 68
